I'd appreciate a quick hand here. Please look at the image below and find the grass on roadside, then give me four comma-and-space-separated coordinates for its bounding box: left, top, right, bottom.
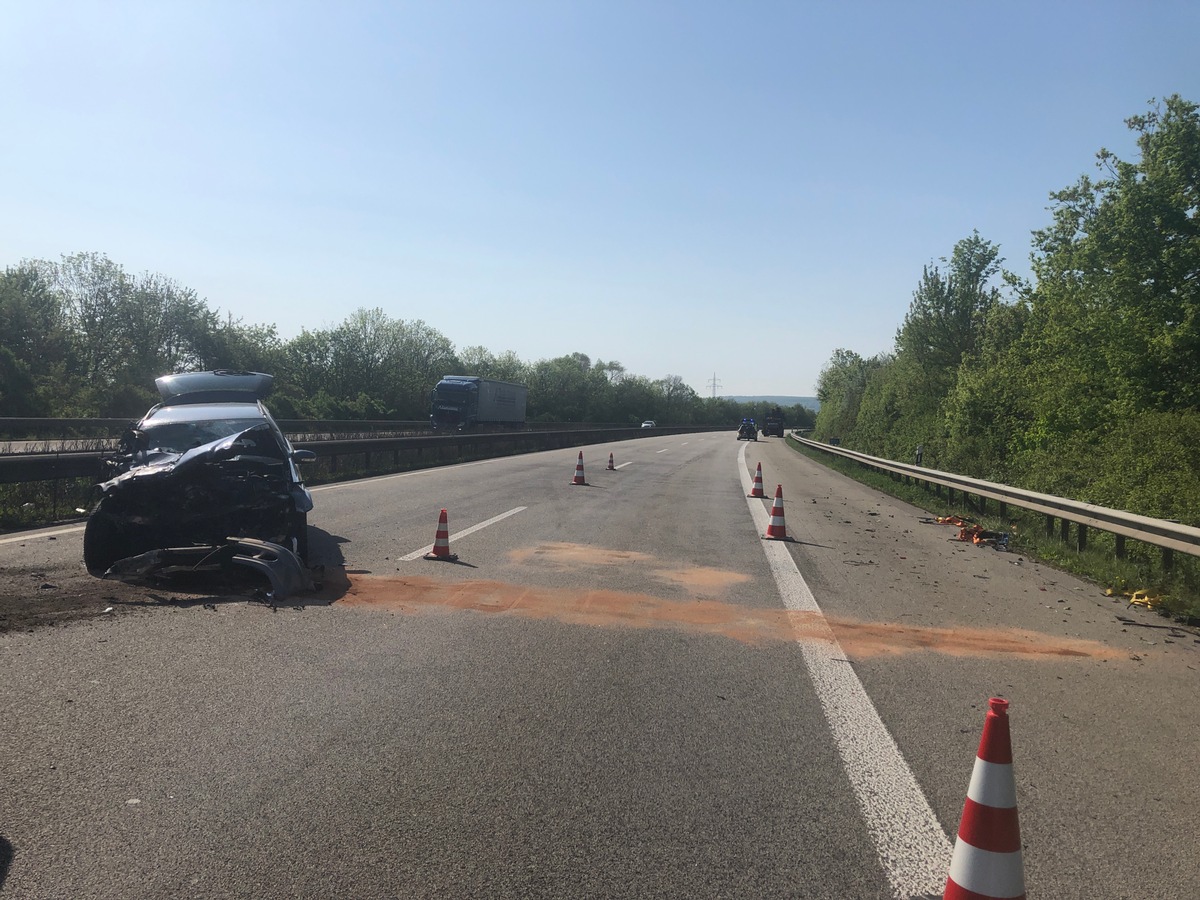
0, 479, 97, 531
787, 435, 1200, 622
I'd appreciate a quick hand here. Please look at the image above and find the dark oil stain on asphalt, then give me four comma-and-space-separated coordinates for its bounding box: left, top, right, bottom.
333, 571, 1119, 661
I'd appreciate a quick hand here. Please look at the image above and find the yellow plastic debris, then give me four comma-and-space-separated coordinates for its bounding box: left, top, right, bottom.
1127, 590, 1162, 609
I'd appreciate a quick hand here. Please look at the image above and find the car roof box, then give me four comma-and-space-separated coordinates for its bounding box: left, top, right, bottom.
155, 370, 275, 404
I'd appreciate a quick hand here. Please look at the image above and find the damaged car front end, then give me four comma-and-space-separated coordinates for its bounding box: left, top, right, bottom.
83, 372, 315, 598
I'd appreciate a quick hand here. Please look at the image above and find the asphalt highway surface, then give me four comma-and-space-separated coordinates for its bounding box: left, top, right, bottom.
2, 432, 1198, 898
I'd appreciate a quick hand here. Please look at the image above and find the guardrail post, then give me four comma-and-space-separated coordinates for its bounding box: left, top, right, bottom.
999, 501, 1007, 519
1077, 524, 1087, 552
1115, 534, 1126, 559
1060, 518, 1070, 544
1164, 547, 1175, 572
978, 496, 986, 516
1046, 515, 1054, 536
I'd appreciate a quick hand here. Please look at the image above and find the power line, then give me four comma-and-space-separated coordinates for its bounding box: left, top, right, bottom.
707, 372, 721, 398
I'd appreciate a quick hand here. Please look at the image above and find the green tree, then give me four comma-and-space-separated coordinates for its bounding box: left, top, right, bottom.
614, 375, 663, 424
24, 253, 237, 415
202, 317, 286, 375
391, 319, 460, 418
456, 347, 532, 385
279, 310, 459, 419
895, 232, 1003, 396
34, 252, 132, 398
0, 264, 73, 415
940, 295, 1034, 479
814, 348, 873, 441
1032, 95, 1200, 415
656, 374, 700, 424
995, 95, 1200, 499
528, 354, 593, 421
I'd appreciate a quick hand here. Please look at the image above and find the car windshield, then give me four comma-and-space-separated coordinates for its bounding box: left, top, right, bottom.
139, 418, 264, 453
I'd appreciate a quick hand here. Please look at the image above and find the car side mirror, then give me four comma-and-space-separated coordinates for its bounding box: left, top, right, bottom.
293, 449, 317, 464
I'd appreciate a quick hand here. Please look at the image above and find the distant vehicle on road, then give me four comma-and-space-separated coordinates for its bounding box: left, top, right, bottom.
737, 421, 757, 441
430, 376, 527, 431
641, 420, 656, 428
762, 406, 786, 437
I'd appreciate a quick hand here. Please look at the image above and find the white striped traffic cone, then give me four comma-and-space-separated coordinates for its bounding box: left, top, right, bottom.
763, 485, 789, 540
423, 508, 458, 561
570, 451, 587, 485
748, 462, 765, 498
944, 698, 1025, 899
606, 452, 615, 471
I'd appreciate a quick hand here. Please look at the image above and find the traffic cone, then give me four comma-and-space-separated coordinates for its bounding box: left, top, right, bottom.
606, 452, 615, 471
570, 451, 588, 485
748, 462, 765, 498
944, 698, 1025, 900
423, 508, 458, 561
763, 485, 790, 540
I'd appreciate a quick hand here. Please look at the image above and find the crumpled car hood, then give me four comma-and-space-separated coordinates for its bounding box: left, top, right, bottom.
100, 423, 287, 491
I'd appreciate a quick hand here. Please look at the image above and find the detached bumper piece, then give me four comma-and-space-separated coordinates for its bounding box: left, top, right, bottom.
101, 538, 314, 600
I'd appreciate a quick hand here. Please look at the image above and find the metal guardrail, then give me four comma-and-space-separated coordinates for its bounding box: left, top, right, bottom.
0, 417, 434, 436
792, 435, 1200, 564
0, 426, 723, 486
0, 420, 673, 456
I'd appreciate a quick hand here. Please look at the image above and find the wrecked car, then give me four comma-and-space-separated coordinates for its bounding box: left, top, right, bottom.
83, 371, 316, 589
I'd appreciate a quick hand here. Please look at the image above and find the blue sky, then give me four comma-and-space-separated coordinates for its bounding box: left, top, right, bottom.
4, 1, 1198, 397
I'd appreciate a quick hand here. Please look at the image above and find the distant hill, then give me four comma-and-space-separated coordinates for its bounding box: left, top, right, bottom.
727, 395, 820, 410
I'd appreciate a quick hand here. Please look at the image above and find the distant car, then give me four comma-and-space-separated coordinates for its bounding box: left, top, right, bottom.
641, 420, 656, 428
83, 370, 316, 577
737, 421, 758, 441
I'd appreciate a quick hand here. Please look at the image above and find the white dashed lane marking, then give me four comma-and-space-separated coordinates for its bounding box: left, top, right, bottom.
399, 507, 527, 561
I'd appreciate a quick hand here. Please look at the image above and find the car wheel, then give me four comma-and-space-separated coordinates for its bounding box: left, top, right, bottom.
83, 512, 132, 577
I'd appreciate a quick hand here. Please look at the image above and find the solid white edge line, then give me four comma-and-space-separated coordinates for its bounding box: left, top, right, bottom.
738, 444, 951, 898
615, 462, 633, 470
399, 507, 527, 561
0, 524, 86, 546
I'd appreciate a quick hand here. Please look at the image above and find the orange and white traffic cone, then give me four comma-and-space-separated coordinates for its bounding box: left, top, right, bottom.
763, 485, 790, 540
570, 451, 588, 485
606, 452, 615, 471
748, 462, 765, 498
424, 508, 458, 561
944, 698, 1025, 900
